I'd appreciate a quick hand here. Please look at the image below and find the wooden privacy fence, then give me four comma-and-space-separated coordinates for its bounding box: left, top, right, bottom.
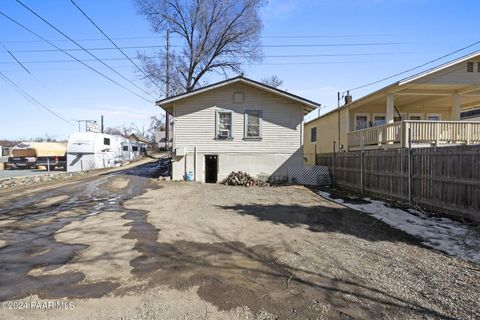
316, 144, 480, 222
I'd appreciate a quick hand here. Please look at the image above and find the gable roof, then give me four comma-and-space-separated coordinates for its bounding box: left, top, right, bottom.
305, 50, 480, 124
128, 133, 150, 144
399, 50, 480, 85
155, 76, 321, 115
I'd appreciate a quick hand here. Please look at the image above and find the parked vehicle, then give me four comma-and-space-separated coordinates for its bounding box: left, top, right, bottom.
34, 143, 67, 171
66, 132, 143, 172
7, 142, 67, 170
7, 143, 37, 169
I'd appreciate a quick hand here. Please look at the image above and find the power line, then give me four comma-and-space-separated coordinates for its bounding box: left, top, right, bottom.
0, 60, 387, 72
0, 52, 416, 64
0, 34, 392, 44
69, 0, 162, 90
0, 10, 152, 103
0, 71, 70, 123
0, 42, 31, 74
347, 40, 480, 92
14, 0, 155, 101
7, 43, 408, 53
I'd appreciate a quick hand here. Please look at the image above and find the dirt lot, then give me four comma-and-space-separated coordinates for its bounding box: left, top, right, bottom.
0, 166, 479, 319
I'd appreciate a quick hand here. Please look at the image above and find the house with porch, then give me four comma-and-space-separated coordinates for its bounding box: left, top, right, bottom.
156, 76, 319, 183
305, 51, 480, 164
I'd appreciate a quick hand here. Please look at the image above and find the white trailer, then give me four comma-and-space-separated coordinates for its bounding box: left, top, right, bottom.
67, 132, 131, 172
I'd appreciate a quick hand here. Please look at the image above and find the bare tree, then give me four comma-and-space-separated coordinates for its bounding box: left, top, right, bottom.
261, 75, 283, 88
104, 123, 144, 138
149, 114, 166, 132
147, 114, 166, 143
103, 127, 123, 136
135, 0, 265, 94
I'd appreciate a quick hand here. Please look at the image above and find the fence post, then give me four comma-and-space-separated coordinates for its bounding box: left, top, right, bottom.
332, 141, 336, 187
47, 157, 50, 173
360, 136, 364, 195
408, 127, 412, 205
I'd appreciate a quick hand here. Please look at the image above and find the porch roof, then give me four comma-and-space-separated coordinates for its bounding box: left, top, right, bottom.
309, 51, 480, 123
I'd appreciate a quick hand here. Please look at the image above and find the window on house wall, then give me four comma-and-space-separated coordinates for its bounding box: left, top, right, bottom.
122, 145, 128, 151
467, 62, 474, 72
244, 110, 262, 138
409, 114, 422, 120
132, 146, 139, 152
104, 138, 110, 145
427, 114, 441, 121
216, 111, 233, 139
310, 127, 317, 143
373, 114, 386, 126
478, 62, 480, 72
355, 115, 369, 130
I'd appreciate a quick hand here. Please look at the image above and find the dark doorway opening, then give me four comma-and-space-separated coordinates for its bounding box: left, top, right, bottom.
205, 155, 218, 183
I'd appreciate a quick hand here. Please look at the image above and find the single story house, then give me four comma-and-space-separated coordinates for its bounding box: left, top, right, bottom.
156, 76, 320, 183
127, 133, 150, 153
305, 51, 480, 164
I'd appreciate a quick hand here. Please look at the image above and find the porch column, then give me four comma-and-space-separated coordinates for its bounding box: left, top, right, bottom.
346, 106, 350, 132
452, 94, 461, 120
386, 94, 395, 124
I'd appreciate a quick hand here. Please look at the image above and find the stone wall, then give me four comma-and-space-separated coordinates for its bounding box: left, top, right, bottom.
0, 172, 85, 191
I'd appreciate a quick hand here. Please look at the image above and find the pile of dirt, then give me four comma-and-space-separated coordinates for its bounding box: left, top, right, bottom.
221, 171, 270, 187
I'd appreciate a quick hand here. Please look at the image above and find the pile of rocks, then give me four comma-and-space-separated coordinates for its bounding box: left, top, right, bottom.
221, 171, 270, 187
0, 172, 84, 191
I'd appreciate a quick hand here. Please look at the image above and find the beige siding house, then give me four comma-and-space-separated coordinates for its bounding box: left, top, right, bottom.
305, 51, 480, 165
156, 77, 320, 183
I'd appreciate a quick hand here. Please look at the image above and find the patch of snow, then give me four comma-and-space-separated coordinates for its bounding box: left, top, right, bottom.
319, 191, 480, 265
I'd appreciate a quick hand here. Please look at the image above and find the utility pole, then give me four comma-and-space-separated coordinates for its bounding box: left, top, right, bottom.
101, 115, 104, 133
165, 30, 170, 151
337, 92, 341, 153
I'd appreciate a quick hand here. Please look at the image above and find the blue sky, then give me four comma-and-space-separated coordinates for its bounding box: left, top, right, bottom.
0, 0, 479, 140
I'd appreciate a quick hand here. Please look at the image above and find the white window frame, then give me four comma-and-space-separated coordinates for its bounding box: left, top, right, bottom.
427, 113, 442, 121
244, 110, 263, 139
354, 113, 370, 130
408, 113, 423, 120
215, 109, 233, 139
310, 126, 317, 143
372, 113, 386, 127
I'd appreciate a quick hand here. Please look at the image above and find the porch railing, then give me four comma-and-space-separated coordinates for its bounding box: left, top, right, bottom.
348, 120, 480, 149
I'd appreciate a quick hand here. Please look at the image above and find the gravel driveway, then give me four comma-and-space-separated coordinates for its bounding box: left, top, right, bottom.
0, 175, 478, 319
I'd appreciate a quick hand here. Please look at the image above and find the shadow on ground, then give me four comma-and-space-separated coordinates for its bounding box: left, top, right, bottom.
217, 200, 422, 245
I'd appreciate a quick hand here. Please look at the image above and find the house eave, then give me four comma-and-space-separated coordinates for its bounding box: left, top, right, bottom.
155, 76, 320, 115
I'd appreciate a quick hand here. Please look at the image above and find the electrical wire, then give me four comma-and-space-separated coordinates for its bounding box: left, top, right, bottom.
0, 42, 31, 74
0, 52, 415, 65
14, 0, 155, 101
0, 71, 70, 123
0, 10, 153, 103
0, 34, 392, 44
7, 43, 407, 53
347, 40, 480, 92
69, 0, 162, 90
